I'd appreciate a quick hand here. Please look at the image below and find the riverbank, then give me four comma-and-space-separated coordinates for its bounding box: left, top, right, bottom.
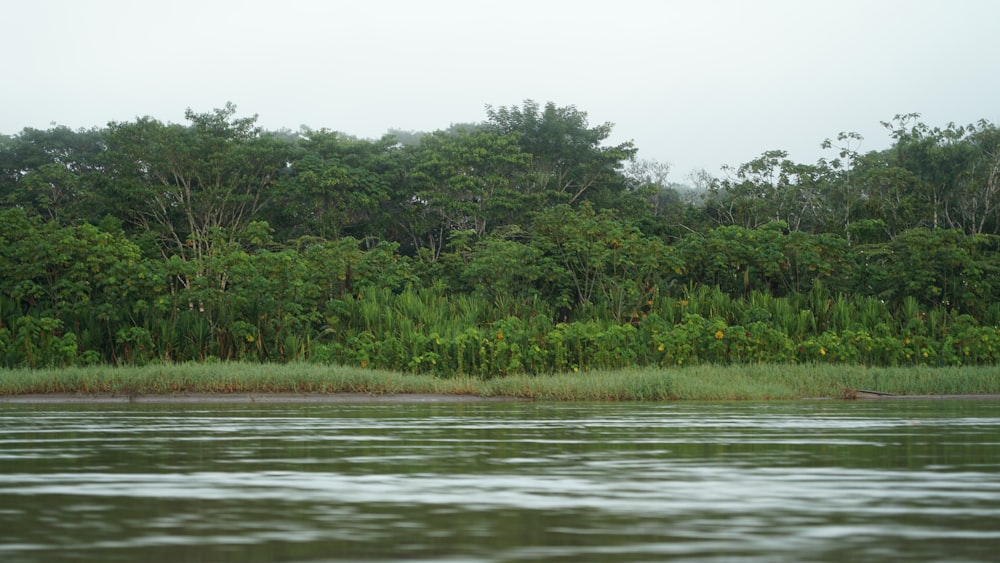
2, 363, 999, 402
4, 391, 1000, 404
0, 392, 518, 404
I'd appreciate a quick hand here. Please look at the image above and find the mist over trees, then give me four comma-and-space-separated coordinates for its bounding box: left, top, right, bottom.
2, 101, 1000, 371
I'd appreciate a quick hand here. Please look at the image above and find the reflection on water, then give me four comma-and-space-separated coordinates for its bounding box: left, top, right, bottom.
1, 400, 999, 562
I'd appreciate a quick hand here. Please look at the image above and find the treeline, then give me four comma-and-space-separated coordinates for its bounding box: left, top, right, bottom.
2, 101, 999, 372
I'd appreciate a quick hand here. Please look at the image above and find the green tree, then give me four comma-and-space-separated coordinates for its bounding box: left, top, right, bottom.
485, 100, 637, 208
881, 113, 980, 231
819, 131, 866, 236
0, 126, 107, 223
0, 208, 148, 364
531, 204, 676, 321
948, 120, 1000, 234
266, 129, 396, 241
703, 151, 835, 233
846, 151, 923, 238
395, 128, 531, 259
677, 222, 850, 297
859, 228, 998, 315
104, 103, 290, 263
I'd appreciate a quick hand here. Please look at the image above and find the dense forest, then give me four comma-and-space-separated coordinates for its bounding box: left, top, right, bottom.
2, 101, 1000, 373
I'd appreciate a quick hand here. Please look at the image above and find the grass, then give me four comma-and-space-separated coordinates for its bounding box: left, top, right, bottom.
1, 362, 998, 401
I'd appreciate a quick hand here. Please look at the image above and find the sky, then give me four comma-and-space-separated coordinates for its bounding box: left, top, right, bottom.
4, 0, 999, 181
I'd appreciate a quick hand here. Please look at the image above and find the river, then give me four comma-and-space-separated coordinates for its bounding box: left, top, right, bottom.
1, 399, 999, 562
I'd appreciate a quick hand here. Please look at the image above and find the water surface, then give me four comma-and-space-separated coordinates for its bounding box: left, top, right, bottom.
1, 400, 999, 562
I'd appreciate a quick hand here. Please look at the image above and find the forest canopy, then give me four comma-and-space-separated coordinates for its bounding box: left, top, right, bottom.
2, 101, 999, 372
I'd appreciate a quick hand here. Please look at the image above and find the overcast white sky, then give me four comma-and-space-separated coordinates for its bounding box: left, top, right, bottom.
4, 0, 999, 180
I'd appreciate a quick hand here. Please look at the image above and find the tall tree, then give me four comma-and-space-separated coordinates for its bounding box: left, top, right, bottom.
703, 150, 790, 230
484, 100, 637, 208
266, 129, 396, 241
947, 120, 1000, 235
881, 113, 979, 231
397, 128, 531, 259
0, 126, 107, 223
104, 103, 290, 262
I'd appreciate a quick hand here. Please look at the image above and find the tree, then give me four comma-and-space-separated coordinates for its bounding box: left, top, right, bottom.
0, 126, 107, 223
624, 158, 674, 215
818, 132, 867, 238
703, 150, 790, 230
0, 208, 148, 364
861, 228, 998, 315
881, 113, 979, 231
395, 128, 531, 259
104, 103, 290, 263
948, 120, 1000, 235
485, 100, 637, 208
847, 150, 923, 238
266, 129, 396, 241
531, 204, 676, 321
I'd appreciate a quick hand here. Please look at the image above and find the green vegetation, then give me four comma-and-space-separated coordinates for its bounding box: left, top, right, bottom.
2, 364, 997, 401
2, 102, 1000, 383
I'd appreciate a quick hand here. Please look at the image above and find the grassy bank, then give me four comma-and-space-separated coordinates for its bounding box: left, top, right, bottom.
1, 363, 998, 401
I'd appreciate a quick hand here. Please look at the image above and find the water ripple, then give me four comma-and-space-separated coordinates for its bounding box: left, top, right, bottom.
1, 400, 999, 562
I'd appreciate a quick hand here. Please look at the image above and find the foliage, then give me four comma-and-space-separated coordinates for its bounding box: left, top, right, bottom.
485, 100, 638, 209
2, 103, 1000, 376
264, 129, 396, 241
103, 103, 290, 261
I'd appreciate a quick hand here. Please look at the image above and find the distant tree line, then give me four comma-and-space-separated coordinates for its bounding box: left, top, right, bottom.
2, 101, 999, 371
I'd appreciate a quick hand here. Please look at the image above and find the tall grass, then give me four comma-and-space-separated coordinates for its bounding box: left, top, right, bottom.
2, 363, 998, 401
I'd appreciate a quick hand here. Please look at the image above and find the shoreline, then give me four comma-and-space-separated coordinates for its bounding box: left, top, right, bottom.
4, 364, 999, 402
0, 392, 521, 404
3, 391, 1000, 404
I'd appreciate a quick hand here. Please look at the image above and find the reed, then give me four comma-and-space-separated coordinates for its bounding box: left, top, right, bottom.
2, 363, 997, 401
